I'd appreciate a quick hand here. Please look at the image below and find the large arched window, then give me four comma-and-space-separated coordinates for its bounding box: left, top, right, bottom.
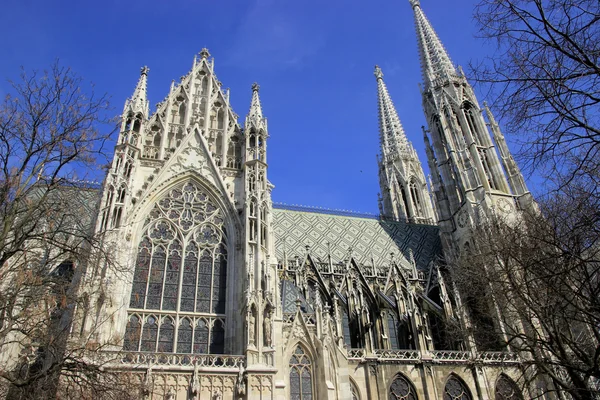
289, 346, 313, 400
389, 374, 418, 400
444, 375, 472, 400
124, 181, 228, 354
495, 375, 523, 400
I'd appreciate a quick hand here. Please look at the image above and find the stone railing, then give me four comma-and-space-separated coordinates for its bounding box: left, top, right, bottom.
478, 351, 520, 363
430, 350, 471, 362
347, 348, 366, 360
100, 351, 246, 370
374, 349, 421, 361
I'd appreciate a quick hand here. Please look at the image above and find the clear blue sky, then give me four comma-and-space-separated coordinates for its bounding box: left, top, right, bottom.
1, 0, 506, 214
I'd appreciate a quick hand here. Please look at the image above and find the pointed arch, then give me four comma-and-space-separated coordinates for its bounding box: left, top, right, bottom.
124, 180, 230, 354
289, 345, 314, 400
495, 374, 523, 400
350, 378, 361, 400
443, 374, 472, 400
389, 373, 418, 400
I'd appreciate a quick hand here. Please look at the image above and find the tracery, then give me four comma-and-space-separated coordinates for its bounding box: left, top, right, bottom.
289, 346, 313, 400
389, 374, 418, 400
124, 181, 227, 354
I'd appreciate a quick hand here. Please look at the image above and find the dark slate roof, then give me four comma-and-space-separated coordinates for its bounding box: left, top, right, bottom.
272, 206, 442, 271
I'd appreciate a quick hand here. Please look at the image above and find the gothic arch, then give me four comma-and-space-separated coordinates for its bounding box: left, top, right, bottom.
288, 344, 315, 400
349, 378, 360, 400
443, 374, 472, 400
123, 179, 235, 355
495, 374, 523, 400
388, 373, 418, 400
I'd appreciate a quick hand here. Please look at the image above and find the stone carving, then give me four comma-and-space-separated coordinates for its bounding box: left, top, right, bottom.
248, 309, 256, 345
236, 365, 247, 396
263, 309, 273, 347
190, 363, 200, 400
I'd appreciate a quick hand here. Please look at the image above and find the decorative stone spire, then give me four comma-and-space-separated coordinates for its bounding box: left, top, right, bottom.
246, 83, 266, 131
375, 66, 436, 224
124, 66, 150, 118
375, 65, 409, 157
410, 0, 456, 87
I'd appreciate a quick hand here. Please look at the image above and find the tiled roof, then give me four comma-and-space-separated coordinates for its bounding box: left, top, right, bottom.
272, 208, 442, 271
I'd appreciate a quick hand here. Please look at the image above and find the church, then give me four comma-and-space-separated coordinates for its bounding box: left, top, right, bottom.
66, 0, 534, 399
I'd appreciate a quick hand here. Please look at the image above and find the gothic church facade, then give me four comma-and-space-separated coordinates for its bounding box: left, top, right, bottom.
76, 1, 533, 399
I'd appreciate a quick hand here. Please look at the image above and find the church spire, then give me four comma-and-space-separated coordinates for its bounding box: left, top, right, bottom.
375, 66, 436, 225
375, 65, 409, 157
409, 0, 456, 87
124, 66, 150, 118
246, 82, 266, 132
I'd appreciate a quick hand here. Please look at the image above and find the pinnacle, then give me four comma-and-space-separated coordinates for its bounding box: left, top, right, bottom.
200, 48, 211, 59
409, 0, 420, 8
124, 65, 150, 117
246, 82, 265, 129
374, 65, 384, 80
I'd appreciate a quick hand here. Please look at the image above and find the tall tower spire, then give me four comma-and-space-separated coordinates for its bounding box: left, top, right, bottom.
410, 0, 456, 88
409, 0, 531, 250
376, 66, 409, 156
123, 66, 150, 119
375, 66, 436, 224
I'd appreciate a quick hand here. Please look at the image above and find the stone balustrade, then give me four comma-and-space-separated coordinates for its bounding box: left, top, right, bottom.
98, 351, 246, 371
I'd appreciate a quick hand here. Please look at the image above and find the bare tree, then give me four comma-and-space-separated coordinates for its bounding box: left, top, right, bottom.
472, 0, 600, 182
452, 182, 600, 399
0, 63, 138, 399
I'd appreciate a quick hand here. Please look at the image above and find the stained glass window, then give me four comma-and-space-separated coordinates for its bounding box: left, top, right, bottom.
157, 317, 175, 352
389, 374, 418, 400
388, 313, 400, 350
495, 375, 523, 400
124, 181, 228, 354
177, 318, 193, 353
141, 315, 158, 352
444, 375, 472, 400
123, 315, 141, 351
194, 319, 209, 354
289, 346, 313, 400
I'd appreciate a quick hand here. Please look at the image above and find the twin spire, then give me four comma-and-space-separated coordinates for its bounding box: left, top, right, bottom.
375, 66, 410, 157
410, 0, 456, 87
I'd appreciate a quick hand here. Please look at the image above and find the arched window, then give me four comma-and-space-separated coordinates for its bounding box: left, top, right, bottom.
495, 375, 523, 400
444, 375, 472, 400
125, 181, 228, 354
389, 374, 418, 400
387, 312, 400, 350
289, 346, 313, 400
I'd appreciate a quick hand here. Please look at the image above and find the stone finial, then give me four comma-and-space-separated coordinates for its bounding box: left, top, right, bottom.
409, 0, 420, 7
140, 66, 149, 76
200, 48, 211, 59
374, 65, 384, 80
252, 82, 260, 92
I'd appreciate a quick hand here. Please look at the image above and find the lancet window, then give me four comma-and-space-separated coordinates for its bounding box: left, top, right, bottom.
444, 375, 472, 400
289, 346, 313, 400
124, 181, 228, 354
389, 374, 418, 400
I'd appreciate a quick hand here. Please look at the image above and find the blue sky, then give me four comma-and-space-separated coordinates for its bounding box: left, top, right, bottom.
1, 0, 504, 214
